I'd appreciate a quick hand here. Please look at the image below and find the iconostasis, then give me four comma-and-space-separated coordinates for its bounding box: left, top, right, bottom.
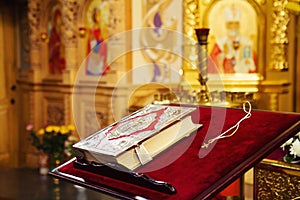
16, 0, 298, 166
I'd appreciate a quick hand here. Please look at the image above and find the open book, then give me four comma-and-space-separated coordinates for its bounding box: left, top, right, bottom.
73, 104, 202, 170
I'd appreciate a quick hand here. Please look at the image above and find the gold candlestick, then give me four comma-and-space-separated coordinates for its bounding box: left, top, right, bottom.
195, 28, 210, 103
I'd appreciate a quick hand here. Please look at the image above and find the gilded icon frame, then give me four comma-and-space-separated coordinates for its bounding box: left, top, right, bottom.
183, 0, 289, 88
204, 0, 260, 75
183, 0, 267, 89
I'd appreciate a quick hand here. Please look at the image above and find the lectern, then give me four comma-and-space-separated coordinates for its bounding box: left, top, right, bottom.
50, 105, 300, 199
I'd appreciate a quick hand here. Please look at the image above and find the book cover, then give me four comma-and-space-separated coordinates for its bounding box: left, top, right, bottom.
73, 104, 201, 170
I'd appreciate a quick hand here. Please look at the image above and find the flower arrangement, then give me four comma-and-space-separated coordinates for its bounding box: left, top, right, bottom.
26, 124, 78, 166
281, 132, 300, 163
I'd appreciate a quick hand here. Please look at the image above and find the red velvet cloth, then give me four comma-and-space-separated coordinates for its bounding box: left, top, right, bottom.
55, 106, 300, 199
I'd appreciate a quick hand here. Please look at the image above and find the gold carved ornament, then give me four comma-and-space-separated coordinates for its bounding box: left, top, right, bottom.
62, 0, 79, 47
255, 167, 300, 199
182, 0, 200, 71
270, 0, 290, 71
28, 0, 41, 49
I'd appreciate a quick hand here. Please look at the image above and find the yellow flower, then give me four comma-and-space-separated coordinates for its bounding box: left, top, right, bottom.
53, 126, 60, 133
60, 126, 69, 135
37, 129, 44, 135
46, 125, 60, 133
67, 124, 75, 131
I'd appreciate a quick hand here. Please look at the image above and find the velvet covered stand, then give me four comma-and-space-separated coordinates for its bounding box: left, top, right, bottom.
49, 105, 300, 199
73, 158, 176, 194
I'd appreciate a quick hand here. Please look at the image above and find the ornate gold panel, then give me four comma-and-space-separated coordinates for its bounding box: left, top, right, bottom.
255, 159, 300, 199
47, 104, 64, 125
41, 89, 72, 126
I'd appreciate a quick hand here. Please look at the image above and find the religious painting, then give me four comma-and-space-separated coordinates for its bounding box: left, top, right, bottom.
205, 0, 258, 74
136, 0, 183, 84
48, 5, 66, 74
85, 0, 110, 76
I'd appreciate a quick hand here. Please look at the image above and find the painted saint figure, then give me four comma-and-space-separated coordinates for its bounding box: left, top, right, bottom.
86, 7, 109, 76
209, 5, 257, 73
48, 9, 66, 74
